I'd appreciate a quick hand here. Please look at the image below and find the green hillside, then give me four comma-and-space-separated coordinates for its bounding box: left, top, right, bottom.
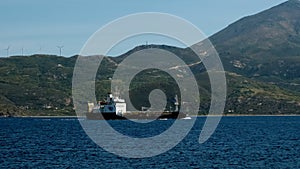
0, 55, 76, 116
0, 52, 299, 116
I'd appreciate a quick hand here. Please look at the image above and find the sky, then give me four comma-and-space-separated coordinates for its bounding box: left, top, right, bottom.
0, 0, 287, 57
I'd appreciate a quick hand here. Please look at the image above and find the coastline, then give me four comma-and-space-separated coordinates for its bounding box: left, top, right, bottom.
2, 114, 299, 118
18, 116, 79, 118
193, 114, 300, 117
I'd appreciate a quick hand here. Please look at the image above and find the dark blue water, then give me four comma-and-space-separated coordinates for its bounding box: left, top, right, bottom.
1, 116, 299, 168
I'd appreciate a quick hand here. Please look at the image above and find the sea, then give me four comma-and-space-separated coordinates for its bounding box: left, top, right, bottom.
0, 116, 299, 168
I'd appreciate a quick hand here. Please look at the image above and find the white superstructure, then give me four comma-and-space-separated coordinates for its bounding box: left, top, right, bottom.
91, 93, 126, 115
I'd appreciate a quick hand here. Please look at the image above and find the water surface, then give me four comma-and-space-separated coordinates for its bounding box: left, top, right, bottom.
0, 116, 299, 168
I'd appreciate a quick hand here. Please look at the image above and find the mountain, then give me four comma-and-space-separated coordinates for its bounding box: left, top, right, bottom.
210, 0, 300, 91
0, 0, 300, 116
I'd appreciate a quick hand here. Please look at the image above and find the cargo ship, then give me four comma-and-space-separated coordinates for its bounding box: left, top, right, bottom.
86, 93, 187, 120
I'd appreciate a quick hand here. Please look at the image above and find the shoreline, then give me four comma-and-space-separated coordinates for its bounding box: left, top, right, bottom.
16, 116, 79, 118
2, 114, 299, 118
192, 114, 300, 117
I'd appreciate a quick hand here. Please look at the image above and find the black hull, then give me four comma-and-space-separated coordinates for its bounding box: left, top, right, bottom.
86, 111, 187, 120
86, 113, 126, 120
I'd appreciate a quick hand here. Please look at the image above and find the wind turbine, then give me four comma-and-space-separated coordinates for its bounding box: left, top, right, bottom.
4, 46, 10, 57
57, 45, 64, 56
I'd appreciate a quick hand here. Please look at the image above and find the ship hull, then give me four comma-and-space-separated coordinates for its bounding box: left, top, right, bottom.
86, 113, 126, 120
86, 111, 187, 120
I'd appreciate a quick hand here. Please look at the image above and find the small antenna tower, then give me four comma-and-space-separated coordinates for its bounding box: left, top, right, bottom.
39, 45, 42, 54
57, 45, 64, 56
4, 46, 10, 57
